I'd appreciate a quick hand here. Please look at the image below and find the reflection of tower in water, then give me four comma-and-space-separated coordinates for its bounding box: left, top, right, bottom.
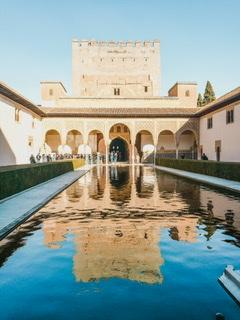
73, 221, 164, 284
42, 166, 199, 284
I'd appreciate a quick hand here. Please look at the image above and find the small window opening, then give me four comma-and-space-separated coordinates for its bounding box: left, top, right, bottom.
226, 109, 234, 124
207, 117, 213, 129
114, 88, 120, 96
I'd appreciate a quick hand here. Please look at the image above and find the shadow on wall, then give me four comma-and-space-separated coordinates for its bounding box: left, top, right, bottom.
0, 129, 16, 166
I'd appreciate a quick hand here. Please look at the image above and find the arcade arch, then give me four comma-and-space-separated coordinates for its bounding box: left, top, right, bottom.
45, 130, 61, 153
109, 123, 131, 163
157, 130, 176, 159
178, 130, 197, 159
135, 130, 154, 163
66, 130, 83, 154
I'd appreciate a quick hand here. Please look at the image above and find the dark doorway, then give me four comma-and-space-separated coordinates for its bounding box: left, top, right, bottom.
216, 146, 221, 161
110, 138, 129, 162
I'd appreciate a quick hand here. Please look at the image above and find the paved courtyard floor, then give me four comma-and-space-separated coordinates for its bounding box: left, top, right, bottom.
155, 165, 240, 193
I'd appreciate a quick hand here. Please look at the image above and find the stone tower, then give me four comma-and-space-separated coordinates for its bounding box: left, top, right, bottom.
72, 39, 161, 98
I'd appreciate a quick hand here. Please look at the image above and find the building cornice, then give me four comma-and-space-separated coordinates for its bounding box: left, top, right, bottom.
196, 88, 240, 117
40, 107, 198, 118
0, 82, 45, 117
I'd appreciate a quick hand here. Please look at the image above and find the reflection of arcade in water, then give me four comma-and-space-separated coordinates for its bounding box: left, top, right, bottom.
1, 166, 240, 285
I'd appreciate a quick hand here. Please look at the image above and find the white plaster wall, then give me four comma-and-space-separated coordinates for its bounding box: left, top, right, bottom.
200, 104, 240, 161
200, 188, 240, 231
0, 97, 42, 166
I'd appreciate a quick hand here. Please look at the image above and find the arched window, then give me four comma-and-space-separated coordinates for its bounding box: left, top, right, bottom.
185, 90, 190, 97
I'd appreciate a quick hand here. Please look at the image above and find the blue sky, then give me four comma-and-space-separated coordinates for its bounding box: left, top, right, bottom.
0, 0, 239, 102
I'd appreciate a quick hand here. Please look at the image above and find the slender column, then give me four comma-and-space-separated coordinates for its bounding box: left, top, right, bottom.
105, 143, 109, 165
131, 144, 135, 165
175, 134, 179, 159
61, 129, 67, 146
176, 145, 179, 159
130, 122, 136, 165
153, 133, 158, 166
153, 145, 157, 166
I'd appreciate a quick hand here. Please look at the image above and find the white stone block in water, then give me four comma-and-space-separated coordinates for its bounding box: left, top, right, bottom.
219, 265, 240, 304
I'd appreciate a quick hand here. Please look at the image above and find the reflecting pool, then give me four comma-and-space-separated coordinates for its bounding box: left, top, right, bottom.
0, 166, 240, 319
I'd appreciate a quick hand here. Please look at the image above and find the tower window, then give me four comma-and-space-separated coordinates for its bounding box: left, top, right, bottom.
226, 109, 234, 124
49, 89, 53, 96
144, 86, 148, 93
185, 90, 190, 97
207, 117, 213, 129
114, 88, 120, 96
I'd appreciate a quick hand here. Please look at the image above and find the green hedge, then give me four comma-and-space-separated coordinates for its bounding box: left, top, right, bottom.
156, 158, 240, 182
0, 161, 74, 200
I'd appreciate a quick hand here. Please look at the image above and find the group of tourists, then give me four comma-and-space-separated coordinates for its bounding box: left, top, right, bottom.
29, 153, 88, 164
109, 150, 121, 163
29, 152, 108, 164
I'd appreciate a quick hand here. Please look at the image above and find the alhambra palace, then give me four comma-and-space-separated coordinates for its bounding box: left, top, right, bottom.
0, 39, 239, 166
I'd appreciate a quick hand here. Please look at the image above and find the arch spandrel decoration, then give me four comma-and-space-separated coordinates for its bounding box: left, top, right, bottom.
156, 121, 178, 135
86, 121, 105, 136
175, 119, 199, 146
106, 121, 133, 133
43, 121, 64, 135
135, 121, 155, 138
64, 120, 84, 134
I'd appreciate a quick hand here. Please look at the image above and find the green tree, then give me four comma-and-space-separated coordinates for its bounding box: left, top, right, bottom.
197, 93, 203, 107
203, 81, 216, 105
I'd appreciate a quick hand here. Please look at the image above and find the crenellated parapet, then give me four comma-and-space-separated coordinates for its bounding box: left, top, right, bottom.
72, 39, 160, 48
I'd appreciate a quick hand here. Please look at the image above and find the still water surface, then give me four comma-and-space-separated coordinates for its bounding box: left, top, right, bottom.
0, 166, 240, 319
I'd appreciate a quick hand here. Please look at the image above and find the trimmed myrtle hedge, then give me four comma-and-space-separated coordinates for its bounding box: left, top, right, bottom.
0, 161, 76, 200
156, 158, 240, 182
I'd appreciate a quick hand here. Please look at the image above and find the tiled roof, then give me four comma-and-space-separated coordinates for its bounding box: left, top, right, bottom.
196, 87, 240, 116
0, 82, 45, 117
40, 107, 199, 118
